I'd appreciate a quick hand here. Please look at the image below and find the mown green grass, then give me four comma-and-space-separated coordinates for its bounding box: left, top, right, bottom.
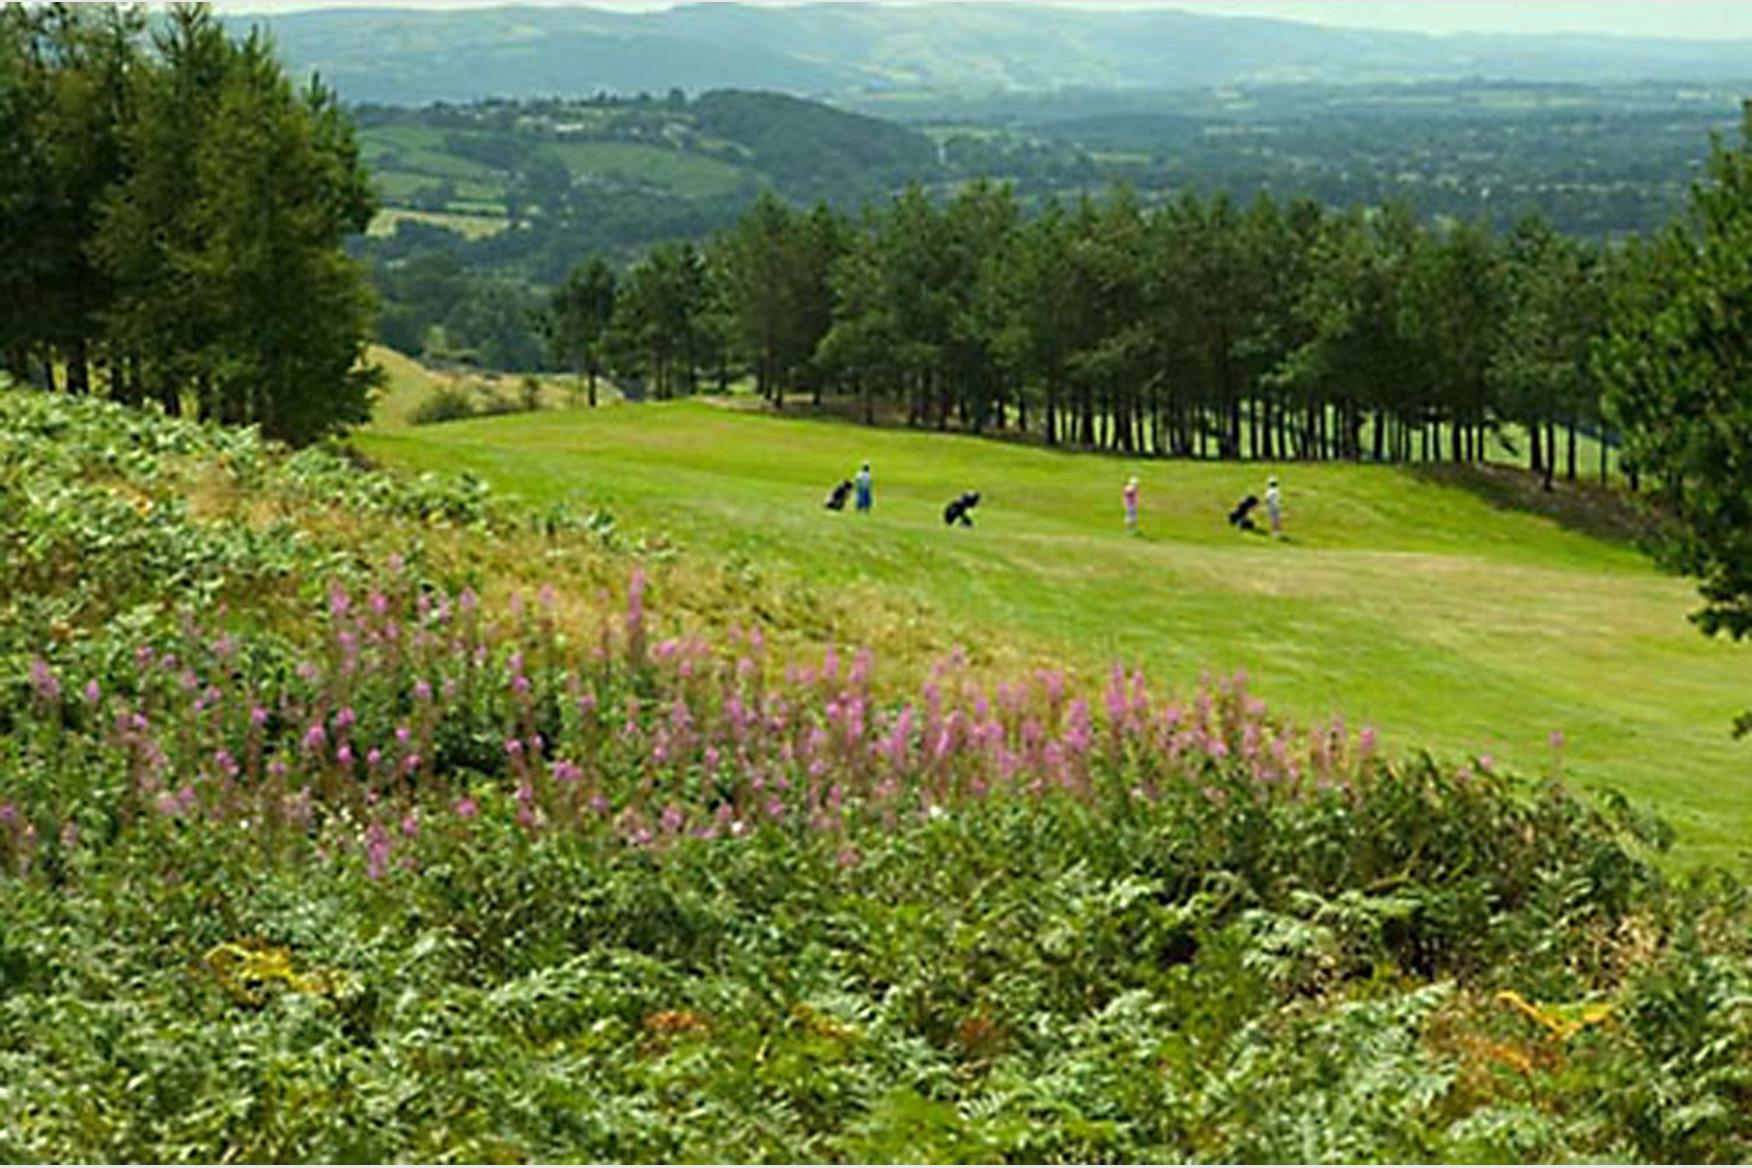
357, 398, 1750, 867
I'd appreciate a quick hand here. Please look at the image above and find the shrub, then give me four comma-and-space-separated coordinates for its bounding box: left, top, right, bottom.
409, 383, 478, 425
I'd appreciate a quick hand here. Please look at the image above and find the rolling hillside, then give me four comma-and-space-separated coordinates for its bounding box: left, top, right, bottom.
358, 388, 1752, 868
354, 89, 937, 236
235, 3, 1752, 105
11, 385, 1752, 1162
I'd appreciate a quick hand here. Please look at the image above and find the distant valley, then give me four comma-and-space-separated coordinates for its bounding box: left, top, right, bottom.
233, 3, 1752, 106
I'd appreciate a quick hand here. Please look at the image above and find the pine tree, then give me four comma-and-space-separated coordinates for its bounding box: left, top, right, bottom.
1598, 110, 1752, 668
179, 31, 378, 443
94, 3, 230, 412
546, 258, 618, 407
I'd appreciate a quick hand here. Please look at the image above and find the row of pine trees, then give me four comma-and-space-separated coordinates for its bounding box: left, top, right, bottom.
0, 3, 377, 445
2, 2, 1685, 483
556, 184, 1626, 483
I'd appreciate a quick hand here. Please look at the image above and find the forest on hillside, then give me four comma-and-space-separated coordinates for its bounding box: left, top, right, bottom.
352, 82, 1742, 376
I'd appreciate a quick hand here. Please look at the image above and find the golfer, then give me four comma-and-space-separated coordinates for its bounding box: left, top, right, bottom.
855, 462, 873, 514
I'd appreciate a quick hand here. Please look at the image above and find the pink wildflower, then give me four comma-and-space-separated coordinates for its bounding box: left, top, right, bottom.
302, 723, 328, 754
28, 658, 60, 703
365, 822, 390, 880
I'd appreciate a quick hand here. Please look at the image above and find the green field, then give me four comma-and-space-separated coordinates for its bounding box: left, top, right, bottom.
357, 396, 1749, 867
369, 168, 506, 207
356, 124, 752, 213
367, 207, 510, 239
537, 140, 750, 197
358, 124, 502, 182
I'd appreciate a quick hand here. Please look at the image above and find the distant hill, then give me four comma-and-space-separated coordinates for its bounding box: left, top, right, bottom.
356, 88, 937, 226
233, 3, 1752, 106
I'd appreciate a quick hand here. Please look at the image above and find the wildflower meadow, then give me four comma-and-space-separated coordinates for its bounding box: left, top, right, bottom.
3, 390, 1751, 1161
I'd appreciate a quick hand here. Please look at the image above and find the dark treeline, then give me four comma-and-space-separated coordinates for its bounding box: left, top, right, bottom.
553, 182, 1627, 483
0, 3, 376, 445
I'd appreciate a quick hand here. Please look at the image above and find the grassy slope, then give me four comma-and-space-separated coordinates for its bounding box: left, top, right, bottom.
367, 207, 509, 239
537, 140, 748, 197
368, 346, 621, 426
358, 396, 1749, 866
356, 123, 750, 217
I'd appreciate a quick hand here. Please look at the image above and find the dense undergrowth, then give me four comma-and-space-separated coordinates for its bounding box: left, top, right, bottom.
3, 390, 1751, 1162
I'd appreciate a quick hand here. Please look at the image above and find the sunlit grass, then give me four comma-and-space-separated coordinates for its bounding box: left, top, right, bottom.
357, 397, 1750, 866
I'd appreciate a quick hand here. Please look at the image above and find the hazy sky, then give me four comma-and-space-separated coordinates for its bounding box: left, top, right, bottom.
212, 0, 1752, 42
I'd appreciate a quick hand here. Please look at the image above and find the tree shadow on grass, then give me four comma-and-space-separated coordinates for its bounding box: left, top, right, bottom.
1407, 462, 1656, 549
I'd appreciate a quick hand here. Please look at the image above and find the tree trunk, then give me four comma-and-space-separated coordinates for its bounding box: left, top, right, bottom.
112, 353, 141, 406
1529, 419, 1543, 476
1566, 417, 1577, 482
65, 340, 90, 395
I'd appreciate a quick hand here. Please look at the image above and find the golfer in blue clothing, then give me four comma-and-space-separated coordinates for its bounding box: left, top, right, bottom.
854, 461, 873, 513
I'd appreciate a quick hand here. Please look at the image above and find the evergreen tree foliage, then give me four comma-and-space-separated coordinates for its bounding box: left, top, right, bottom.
1, 2, 379, 445
1599, 110, 1752, 665
546, 258, 618, 407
